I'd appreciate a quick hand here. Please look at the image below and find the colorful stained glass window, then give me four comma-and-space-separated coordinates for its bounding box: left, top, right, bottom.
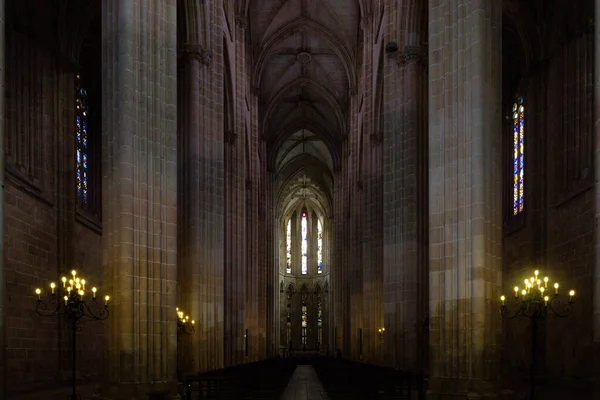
286, 220, 292, 273
512, 96, 525, 215
301, 304, 307, 345
317, 293, 322, 347
317, 219, 323, 274
76, 74, 89, 205
301, 213, 308, 275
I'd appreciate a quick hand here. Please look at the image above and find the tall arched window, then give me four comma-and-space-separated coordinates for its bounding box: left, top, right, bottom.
286, 219, 292, 273
76, 74, 89, 206
301, 291, 308, 346
301, 212, 308, 275
512, 96, 525, 215
317, 219, 323, 274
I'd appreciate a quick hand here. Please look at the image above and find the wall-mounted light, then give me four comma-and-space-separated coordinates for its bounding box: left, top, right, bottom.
378, 327, 385, 338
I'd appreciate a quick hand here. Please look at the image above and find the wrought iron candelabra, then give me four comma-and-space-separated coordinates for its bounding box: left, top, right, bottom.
176, 307, 195, 340
34, 269, 110, 400
500, 269, 575, 400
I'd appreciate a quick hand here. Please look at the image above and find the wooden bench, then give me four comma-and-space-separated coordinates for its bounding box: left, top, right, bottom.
183, 359, 297, 399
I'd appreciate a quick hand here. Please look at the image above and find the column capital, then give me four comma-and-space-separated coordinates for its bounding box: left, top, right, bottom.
400, 45, 425, 65
235, 16, 248, 29
181, 44, 212, 67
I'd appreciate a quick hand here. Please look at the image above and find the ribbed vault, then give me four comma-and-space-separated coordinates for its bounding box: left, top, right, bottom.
247, 0, 361, 181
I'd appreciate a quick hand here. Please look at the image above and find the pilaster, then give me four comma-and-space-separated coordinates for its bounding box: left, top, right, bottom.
594, 0, 600, 396
101, 0, 178, 386
428, 0, 503, 397
0, 0, 5, 397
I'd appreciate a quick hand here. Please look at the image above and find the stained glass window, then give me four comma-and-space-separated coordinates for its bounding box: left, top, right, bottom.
317, 219, 323, 274
301, 213, 308, 275
301, 304, 307, 345
512, 96, 525, 215
76, 74, 89, 205
286, 220, 292, 274
316, 292, 322, 348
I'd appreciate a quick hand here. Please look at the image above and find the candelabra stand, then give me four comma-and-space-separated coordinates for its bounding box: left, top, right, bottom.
500, 270, 575, 400
34, 270, 110, 400
176, 307, 195, 341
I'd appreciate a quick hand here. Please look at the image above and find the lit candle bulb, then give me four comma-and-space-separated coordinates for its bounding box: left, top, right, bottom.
191, 320, 195, 325
514, 286, 519, 298
71, 270, 77, 277
537, 279, 541, 288
540, 287, 545, 295
554, 282, 559, 295
76, 283, 81, 290
62, 277, 67, 287
92, 287, 97, 299
521, 289, 526, 296
544, 277, 548, 288
35, 288, 41, 300
69, 279, 73, 286
81, 279, 86, 290
50, 282, 56, 295
569, 290, 575, 302
79, 290, 84, 296
534, 270, 539, 278
64, 295, 68, 305
75, 277, 80, 284
176, 307, 179, 312
544, 295, 549, 306
67, 287, 71, 295
104, 295, 110, 306
500, 295, 505, 306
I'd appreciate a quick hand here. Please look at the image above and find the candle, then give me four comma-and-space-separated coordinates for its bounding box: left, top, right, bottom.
514, 286, 519, 298
521, 289, 526, 297
92, 287, 97, 299
35, 288, 41, 300
534, 270, 539, 278
554, 282, 559, 295
81, 279, 86, 290
64, 295, 68, 305
71, 270, 77, 277
62, 277, 67, 287
569, 290, 575, 302
104, 295, 110, 306
544, 277, 548, 288
500, 295, 505, 305
544, 296, 549, 306
50, 282, 55, 295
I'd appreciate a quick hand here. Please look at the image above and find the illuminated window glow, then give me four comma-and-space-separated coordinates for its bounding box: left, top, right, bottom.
317, 219, 323, 273
513, 96, 525, 215
301, 213, 308, 275
76, 74, 89, 205
286, 220, 292, 273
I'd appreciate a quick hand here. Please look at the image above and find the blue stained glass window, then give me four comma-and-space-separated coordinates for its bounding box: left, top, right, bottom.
76, 74, 89, 205
317, 219, 323, 273
512, 96, 525, 215
286, 219, 292, 274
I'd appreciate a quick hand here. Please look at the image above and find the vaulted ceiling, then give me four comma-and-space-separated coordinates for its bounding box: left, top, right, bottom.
247, 0, 361, 214
248, 0, 361, 176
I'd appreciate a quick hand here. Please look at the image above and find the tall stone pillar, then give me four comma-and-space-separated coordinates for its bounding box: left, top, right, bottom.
593, 0, 600, 394
428, 1, 502, 397
102, 0, 178, 389
0, 0, 5, 397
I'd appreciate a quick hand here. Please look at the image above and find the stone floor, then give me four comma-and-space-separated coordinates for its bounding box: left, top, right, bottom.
279, 365, 329, 400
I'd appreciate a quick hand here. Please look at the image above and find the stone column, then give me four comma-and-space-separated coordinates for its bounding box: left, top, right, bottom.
594, 0, 600, 393
0, 0, 5, 397
428, 1, 502, 397
102, 0, 178, 389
